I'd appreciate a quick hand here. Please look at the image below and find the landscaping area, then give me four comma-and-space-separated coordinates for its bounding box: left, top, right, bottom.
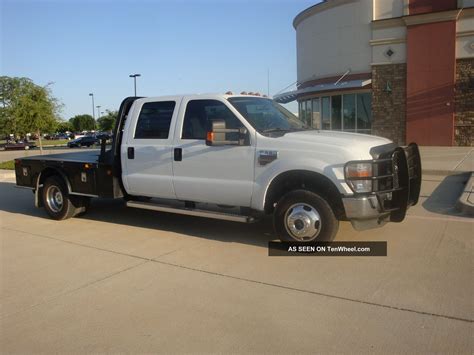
0, 160, 14, 170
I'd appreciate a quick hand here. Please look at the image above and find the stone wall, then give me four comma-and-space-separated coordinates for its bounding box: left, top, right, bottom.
455, 58, 473, 146
371, 64, 407, 145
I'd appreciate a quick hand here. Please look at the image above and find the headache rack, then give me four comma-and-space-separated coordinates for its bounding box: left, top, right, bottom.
345, 143, 422, 222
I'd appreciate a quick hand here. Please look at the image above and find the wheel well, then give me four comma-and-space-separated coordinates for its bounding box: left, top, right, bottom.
264, 170, 345, 219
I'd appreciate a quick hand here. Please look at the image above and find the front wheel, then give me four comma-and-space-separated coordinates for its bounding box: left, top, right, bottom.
274, 190, 339, 242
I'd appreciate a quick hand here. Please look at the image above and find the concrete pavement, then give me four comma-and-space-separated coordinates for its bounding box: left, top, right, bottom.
419, 146, 473, 174
0, 170, 472, 352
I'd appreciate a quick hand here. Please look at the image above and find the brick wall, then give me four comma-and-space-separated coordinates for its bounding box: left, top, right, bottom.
455, 58, 473, 146
371, 64, 407, 145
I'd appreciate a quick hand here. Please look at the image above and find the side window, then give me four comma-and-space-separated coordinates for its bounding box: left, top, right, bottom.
182, 99, 243, 140
134, 101, 176, 139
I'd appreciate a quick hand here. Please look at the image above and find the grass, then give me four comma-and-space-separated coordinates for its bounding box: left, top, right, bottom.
39, 139, 69, 146
0, 160, 15, 170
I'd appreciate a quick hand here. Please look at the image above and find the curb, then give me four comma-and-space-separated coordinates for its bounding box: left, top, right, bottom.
422, 169, 471, 176
0, 169, 15, 180
455, 172, 474, 217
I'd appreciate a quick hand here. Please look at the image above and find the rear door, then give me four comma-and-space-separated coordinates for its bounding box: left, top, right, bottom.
121, 98, 179, 199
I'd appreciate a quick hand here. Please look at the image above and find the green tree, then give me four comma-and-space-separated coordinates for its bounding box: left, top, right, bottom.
57, 120, 73, 133
97, 110, 117, 132
0, 76, 61, 152
69, 114, 95, 132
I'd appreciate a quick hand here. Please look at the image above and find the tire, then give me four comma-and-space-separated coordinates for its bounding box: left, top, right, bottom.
42, 176, 84, 220
274, 189, 339, 242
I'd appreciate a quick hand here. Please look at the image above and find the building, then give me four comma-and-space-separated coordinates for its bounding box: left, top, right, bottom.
274, 0, 474, 146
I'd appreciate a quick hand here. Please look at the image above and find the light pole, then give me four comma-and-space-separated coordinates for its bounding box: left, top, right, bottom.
129, 73, 141, 96
89, 93, 95, 119
96, 105, 101, 119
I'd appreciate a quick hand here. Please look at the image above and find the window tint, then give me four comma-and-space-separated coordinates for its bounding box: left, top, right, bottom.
135, 101, 176, 139
357, 93, 372, 131
343, 94, 356, 130
182, 99, 243, 140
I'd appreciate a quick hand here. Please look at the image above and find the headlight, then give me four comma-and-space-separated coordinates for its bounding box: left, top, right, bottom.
345, 162, 373, 193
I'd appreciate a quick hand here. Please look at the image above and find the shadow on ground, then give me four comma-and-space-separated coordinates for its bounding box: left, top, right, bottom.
422, 173, 470, 216
0, 181, 273, 247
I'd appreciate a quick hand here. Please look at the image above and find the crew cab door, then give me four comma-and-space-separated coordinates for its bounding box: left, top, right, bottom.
172, 98, 255, 206
121, 98, 179, 199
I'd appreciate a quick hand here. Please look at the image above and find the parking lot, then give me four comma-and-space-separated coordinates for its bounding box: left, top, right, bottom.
0, 161, 472, 352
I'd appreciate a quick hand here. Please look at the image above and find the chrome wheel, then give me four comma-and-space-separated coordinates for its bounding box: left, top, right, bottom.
284, 203, 321, 241
46, 185, 64, 213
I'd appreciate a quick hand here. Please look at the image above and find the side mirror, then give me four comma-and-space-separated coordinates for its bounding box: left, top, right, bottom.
206, 120, 248, 146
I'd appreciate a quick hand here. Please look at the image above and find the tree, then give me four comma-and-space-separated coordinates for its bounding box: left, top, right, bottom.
57, 120, 73, 133
69, 114, 95, 132
97, 110, 117, 132
0, 76, 61, 152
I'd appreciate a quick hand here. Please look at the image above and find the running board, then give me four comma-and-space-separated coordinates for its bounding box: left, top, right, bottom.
126, 200, 256, 223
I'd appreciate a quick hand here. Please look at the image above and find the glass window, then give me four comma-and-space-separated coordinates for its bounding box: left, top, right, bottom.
331, 95, 342, 130
312, 98, 320, 129
182, 99, 243, 140
305, 100, 312, 126
229, 97, 306, 135
357, 93, 372, 131
321, 96, 330, 130
134, 101, 175, 139
300, 101, 307, 126
343, 94, 356, 131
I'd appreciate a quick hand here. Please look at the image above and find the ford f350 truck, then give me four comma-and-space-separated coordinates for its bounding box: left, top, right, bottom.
14, 94, 421, 242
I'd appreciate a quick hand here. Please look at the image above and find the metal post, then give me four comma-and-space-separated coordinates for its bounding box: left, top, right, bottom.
89, 93, 95, 119
129, 74, 141, 97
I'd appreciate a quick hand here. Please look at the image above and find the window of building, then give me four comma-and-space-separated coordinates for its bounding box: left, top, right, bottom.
343, 94, 356, 131
321, 96, 331, 129
357, 93, 372, 133
298, 92, 371, 133
134, 101, 176, 139
331, 95, 342, 130
311, 98, 321, 129
182, 99, 243, 140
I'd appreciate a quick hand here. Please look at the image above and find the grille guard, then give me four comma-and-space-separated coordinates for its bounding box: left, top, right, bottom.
344, 143, 422, 223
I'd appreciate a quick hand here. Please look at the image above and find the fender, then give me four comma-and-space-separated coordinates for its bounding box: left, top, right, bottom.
34, 167, 96, 208
250, 157, 352, 211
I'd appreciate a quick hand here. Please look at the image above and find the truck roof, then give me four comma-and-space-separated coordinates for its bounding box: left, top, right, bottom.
137, 93, 271, 102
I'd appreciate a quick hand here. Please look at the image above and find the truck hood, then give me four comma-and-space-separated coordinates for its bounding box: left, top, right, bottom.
269, 130, 393, 160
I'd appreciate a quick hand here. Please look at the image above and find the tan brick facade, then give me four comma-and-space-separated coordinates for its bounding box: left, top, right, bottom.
371, 64, 407, 145
455, 58, 474, 146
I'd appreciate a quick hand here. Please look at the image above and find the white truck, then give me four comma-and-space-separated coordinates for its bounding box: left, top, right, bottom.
15, 94, 422, 242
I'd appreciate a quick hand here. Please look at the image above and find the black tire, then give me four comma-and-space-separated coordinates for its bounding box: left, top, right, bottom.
42, 176, 84, 220
274, 189, 339, 242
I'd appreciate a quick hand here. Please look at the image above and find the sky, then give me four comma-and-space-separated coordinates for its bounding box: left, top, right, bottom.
1, 0, 318, 119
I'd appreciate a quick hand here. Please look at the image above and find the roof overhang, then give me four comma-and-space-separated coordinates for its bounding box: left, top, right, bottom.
273, 79, 372, 104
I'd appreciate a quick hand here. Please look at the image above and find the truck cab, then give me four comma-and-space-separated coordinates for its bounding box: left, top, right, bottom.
14, 93, 422, 243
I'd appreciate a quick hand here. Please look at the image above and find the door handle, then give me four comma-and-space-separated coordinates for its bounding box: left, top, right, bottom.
127, 147, 134, 159
174, 148, 182, 161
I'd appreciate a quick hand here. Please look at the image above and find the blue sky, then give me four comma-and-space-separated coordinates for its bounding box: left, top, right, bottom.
1, 0, 318, 119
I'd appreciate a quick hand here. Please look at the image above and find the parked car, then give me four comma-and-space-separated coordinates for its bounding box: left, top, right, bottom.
53, 133, 70, 140
15, 94, 421, 243
95, 132, 111, 141
4, 140, 37, 151
67, 136, 98, 148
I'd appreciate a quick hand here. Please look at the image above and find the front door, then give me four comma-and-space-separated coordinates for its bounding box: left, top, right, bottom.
121, 98, 179, 199
172, 98, 255, 207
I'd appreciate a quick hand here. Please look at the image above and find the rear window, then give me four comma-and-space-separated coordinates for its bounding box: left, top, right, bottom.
135, 101, 176, 139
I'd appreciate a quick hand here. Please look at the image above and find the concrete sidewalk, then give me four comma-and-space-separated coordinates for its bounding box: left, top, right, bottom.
419, 146, 473, 175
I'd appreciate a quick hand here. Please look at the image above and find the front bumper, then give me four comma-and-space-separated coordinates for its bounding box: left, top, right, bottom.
342, 194, 391, 230
342, 143, 422, 231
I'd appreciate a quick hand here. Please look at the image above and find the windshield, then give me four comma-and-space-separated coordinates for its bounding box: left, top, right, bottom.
228, 97, 308, 135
